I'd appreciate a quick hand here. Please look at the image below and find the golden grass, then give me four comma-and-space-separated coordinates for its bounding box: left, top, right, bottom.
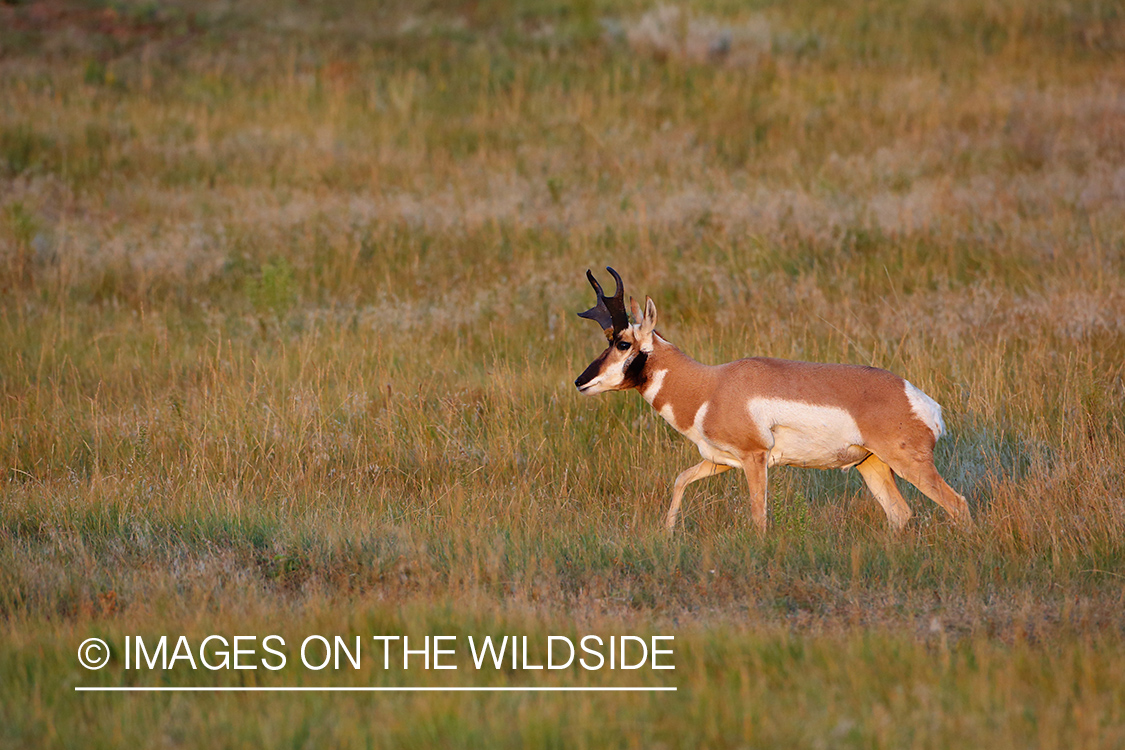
1, 0, 1124, 746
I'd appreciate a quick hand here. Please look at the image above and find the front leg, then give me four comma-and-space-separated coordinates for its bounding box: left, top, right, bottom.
666, 460, 732, 532
742, 451, 769, 532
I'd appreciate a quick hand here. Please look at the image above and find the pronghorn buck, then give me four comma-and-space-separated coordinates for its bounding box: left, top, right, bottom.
574, 267, 972, 533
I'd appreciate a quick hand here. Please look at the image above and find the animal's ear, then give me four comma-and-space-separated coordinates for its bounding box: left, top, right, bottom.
629, 296, 643, 324
640, 296, 658, 336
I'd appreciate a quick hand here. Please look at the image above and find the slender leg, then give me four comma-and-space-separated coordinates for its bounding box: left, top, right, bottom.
886, 455, 973, 528
742, 451, 769, 533
856, 454, 913, 531
666, 460, 732, 532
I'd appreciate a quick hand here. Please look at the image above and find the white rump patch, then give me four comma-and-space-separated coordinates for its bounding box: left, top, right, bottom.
903, 380, 945, 439
747, 398, 868, 469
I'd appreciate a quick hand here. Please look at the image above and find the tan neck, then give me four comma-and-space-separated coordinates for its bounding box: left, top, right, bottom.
636, 335, 715, 405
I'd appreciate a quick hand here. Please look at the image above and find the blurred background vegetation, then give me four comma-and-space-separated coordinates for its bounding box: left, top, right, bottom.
1, 0, 1124, 746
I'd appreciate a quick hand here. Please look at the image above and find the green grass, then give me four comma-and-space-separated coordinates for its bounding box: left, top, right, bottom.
2, 0, 1124, 746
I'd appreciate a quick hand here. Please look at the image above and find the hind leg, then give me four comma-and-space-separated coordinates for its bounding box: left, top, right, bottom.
886, 453, 972, 528
856, 454, 913, 531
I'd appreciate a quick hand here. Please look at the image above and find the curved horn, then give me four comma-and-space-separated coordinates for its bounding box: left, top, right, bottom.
577, 267, 629, 338
604, 267, 628, 331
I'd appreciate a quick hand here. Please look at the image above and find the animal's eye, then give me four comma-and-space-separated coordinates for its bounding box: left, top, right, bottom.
616, 340, 631, 351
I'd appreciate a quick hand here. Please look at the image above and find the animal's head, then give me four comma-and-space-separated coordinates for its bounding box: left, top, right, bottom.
573, 267, 658, 395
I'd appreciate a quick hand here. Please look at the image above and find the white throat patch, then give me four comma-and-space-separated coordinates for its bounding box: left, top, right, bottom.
642, 369, 667, 404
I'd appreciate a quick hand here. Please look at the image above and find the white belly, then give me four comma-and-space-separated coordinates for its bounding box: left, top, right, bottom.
749, 398, 869, 470
661, 398, 870, 471
766, 425, 870, 468
695, 439, 744, 469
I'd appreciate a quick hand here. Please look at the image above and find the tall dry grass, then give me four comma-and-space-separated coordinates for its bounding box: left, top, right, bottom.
1, 0, 1124, 746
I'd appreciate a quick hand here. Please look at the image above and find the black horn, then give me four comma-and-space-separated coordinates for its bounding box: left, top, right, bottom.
577, 267, 629, 339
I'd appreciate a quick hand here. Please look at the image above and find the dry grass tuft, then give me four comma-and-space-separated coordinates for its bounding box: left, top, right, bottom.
1, 0, 1124, 746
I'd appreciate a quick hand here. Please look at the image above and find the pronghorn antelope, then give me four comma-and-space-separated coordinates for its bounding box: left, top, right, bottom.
573, 267, 972, 533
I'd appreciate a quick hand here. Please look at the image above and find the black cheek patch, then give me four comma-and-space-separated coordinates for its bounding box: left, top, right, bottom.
623, 351, 648, 388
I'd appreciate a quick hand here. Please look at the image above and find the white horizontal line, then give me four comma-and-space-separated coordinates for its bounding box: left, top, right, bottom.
75, 686, 676, 693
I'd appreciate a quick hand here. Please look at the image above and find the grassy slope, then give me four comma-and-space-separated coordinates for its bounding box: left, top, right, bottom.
1, 0, 1124, 746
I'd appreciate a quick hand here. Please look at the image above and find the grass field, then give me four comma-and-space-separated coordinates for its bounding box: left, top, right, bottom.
2, 0, 1124, 746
